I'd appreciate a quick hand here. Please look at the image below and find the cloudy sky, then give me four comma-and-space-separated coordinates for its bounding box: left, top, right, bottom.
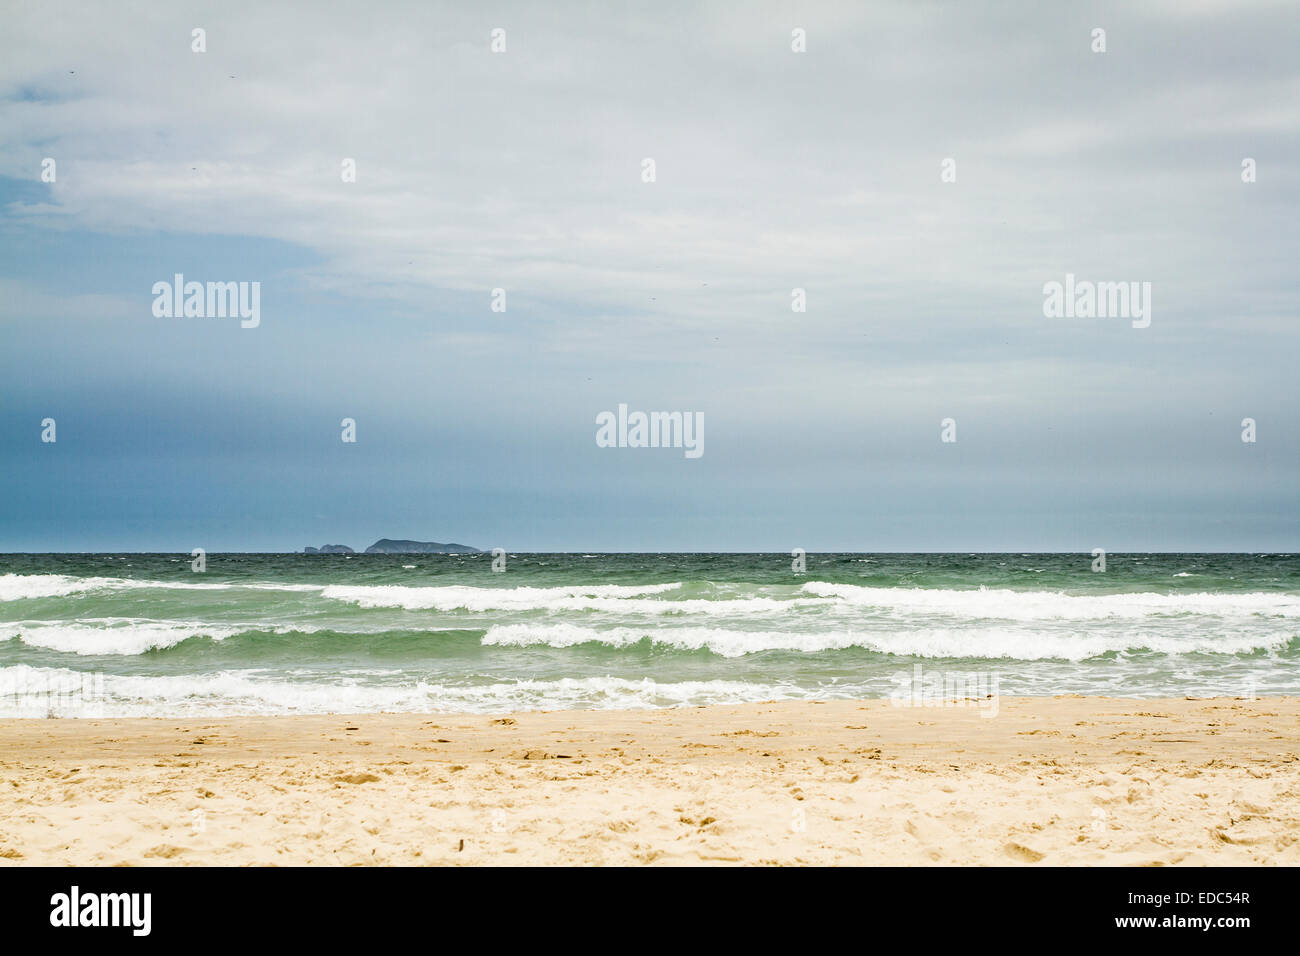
1, 0, 1296, 551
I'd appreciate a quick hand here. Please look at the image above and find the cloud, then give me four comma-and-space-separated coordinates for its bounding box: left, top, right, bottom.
1, 2, 1292, 323
0, 1, 1296, 548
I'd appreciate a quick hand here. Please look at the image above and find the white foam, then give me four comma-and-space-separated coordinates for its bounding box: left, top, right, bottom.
0, 573, 323, 601
481, 622, 1297, 660
800, 581, 1300, 620
0, 665, 820, 717
319, 582, 719, 613
0, 620, 315, 655
0, 574, 129, 601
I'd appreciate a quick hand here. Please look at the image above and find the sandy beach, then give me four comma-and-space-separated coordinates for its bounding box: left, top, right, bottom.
0, 696, 1296, 866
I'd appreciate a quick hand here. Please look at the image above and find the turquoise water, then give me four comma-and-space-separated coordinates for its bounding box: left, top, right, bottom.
2, 553, 1298, 715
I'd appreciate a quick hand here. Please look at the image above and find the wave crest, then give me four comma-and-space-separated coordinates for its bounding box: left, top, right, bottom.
800, 581, 1300, 620
481, 622, 1297, 660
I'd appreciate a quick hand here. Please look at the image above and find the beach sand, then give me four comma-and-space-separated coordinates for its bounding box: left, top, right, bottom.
1, 696, 1297, 866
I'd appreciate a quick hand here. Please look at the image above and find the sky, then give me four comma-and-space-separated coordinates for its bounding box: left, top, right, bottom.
0, 0, 1297, 552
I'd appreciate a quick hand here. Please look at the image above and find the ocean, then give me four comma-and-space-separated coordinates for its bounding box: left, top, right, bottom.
1, 552, 1297, 717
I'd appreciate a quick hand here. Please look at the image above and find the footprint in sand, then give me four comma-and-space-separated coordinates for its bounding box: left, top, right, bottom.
1003, 842, 1045, 863
334, 773, 381, 785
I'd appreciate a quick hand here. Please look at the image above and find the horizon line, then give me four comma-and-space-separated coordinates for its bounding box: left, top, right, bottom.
1, 550, 1296, 557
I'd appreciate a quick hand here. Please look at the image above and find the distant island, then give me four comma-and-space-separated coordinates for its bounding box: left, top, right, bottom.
305, 539, 482, 555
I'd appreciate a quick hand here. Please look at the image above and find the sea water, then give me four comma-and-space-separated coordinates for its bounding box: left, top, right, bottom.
1, 552, 1296, 716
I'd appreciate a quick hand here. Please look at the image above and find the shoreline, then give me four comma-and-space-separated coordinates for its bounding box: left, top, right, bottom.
2, 696, 1298, 865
